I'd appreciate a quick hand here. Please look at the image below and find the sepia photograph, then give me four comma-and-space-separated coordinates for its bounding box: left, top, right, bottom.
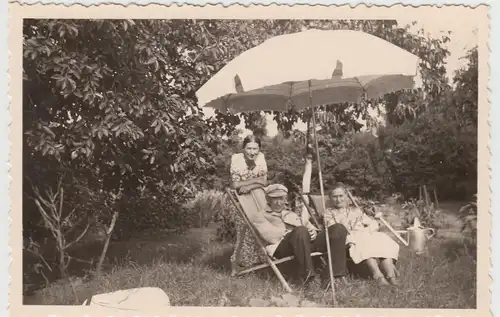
12, 4, 488, 314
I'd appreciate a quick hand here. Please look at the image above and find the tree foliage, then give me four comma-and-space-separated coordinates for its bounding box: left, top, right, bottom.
23, 20, 221, 196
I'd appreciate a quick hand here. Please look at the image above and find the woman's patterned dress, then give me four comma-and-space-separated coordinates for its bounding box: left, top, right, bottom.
227, 152, 269, 272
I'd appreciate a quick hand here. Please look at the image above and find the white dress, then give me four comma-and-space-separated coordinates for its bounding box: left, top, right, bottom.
324, 206, 399, 264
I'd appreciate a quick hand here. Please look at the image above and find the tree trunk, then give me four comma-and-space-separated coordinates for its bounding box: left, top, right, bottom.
96, 212, 119, 278
58, 247, 65, 279
56, 233, 66, 278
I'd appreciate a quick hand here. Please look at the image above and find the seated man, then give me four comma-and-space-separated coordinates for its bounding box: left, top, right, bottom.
258, 184, 349, 288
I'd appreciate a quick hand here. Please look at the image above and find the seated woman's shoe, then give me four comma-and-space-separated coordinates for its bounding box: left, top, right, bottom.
374, 276, 390, 286
387, 276, 399, 286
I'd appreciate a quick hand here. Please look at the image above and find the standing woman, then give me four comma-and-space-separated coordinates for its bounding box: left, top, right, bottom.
227, 135, 269, 275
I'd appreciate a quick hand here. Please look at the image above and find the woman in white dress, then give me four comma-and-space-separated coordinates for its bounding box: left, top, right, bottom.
324, 182, 400, 286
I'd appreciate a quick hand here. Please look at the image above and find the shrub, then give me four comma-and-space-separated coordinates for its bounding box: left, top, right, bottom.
183, 190, 228, 228
113, 191, 190, 240
215, 197, 237, 243
400, 198, 440, 228
458, 194, 477, 242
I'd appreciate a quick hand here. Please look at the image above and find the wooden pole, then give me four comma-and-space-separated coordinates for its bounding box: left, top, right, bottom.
309, 80, 337, 306
433, 188, 440, 209
423, 185, 430, 206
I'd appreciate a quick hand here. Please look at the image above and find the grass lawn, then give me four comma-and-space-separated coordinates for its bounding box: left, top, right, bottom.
26, 220, 476, 308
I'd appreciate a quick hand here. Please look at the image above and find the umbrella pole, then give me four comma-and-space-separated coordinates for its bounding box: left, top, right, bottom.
309, 81, 337, 306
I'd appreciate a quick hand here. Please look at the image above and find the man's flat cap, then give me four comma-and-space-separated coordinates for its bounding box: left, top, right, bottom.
265, 184, 288, 197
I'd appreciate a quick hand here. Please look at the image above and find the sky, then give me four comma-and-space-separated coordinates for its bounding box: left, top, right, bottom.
201, 17, 478, 138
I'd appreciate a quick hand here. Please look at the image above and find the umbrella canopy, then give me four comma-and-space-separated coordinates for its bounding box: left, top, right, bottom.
196, 29, 421, 109
204, 74, 416, 114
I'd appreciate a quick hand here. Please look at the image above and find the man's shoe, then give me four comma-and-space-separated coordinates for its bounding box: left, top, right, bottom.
303, 274, 320, 293
319, 275, 347, 290
320, 277, 331, 290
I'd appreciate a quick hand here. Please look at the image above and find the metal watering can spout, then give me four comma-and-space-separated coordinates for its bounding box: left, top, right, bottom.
407, 217, 435, 255
412, 216, 422, 228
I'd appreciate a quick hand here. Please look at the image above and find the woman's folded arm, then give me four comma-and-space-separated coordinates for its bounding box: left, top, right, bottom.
231, 176, 268, 190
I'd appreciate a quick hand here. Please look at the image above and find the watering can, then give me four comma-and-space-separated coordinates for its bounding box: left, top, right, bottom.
406, 217, 435, 254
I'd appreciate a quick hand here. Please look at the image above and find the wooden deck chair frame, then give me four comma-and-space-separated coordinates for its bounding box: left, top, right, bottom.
226, 188, 324, 293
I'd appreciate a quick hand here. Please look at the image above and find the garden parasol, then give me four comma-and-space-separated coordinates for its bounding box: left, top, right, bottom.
196, 29, 421, 305
196, 29, 421, 110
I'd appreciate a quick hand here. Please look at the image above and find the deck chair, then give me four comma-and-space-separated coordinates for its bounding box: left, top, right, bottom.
226, 188, 324, 293
308, 194, 331, 220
